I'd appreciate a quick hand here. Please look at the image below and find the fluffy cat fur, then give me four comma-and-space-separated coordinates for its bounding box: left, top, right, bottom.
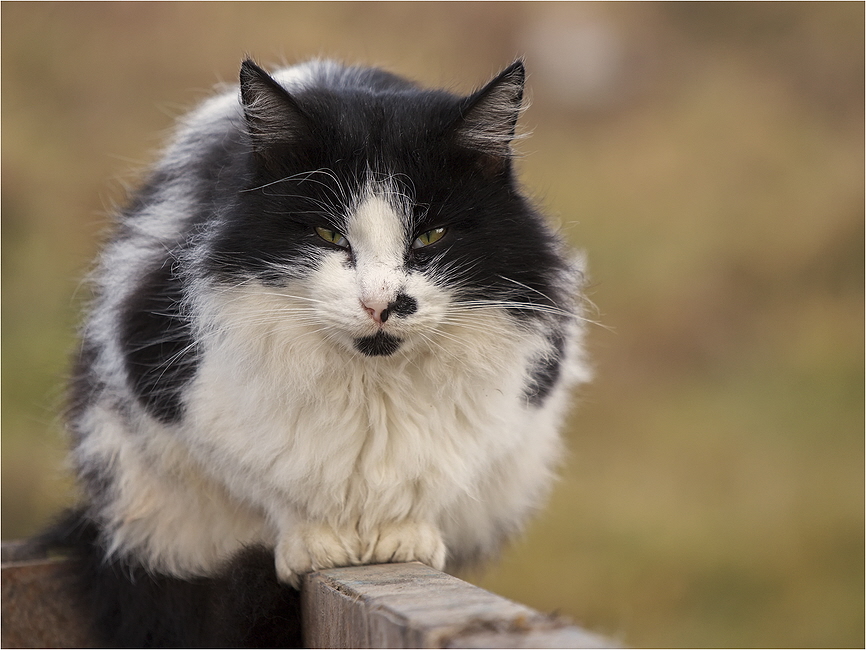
44, 58, 591, 647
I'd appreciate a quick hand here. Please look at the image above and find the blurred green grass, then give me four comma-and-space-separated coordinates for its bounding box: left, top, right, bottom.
2, 3, 862, 647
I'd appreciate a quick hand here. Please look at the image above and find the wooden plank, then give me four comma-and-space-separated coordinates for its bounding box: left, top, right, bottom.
2, 539, 48, 564
301, 562, 616, 649
3, 539, 615, 649
1, 550, 95, 648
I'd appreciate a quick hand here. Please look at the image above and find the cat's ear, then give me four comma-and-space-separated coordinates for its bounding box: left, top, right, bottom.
453, 60, 525, 159
239, 59, 310, 150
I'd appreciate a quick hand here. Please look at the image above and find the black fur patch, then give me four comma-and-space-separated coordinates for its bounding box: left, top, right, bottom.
354, 332, 403, 356
202, 63, 569, 326
387, 292, 418, 319
40, 510, 302, 648
119, 259, 198, 424
524, 333, 565, 407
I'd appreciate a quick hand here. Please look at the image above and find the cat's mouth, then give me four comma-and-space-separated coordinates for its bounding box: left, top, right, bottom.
354, 332, 403, 357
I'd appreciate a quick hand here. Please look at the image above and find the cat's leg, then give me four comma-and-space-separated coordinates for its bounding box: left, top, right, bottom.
274, 514, 446, 585
273, 511, 364, 587
360, 520, 446, 570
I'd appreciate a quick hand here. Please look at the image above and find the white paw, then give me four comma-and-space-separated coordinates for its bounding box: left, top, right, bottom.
364, 521, 446, 570
275, 523, 361, 588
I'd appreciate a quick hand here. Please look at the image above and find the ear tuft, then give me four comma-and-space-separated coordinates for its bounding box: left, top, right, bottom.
454, 60, 526, 158
240, 59, 308, 147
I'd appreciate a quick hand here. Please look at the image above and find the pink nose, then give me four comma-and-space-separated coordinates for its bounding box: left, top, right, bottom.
362, 299, 390, 324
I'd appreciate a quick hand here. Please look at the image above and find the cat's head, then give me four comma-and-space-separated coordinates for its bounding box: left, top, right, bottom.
202, 60, 571, 359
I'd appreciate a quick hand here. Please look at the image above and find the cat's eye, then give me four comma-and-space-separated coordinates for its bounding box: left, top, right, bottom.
412, 227, 447, 249
315, 226, 350, 249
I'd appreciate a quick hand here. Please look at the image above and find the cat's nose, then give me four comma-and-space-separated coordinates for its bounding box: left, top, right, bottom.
361, 299, 390, 325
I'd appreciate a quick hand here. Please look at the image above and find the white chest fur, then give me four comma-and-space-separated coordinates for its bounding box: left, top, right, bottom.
187, 282, 539, 521
166, 278, 567, 583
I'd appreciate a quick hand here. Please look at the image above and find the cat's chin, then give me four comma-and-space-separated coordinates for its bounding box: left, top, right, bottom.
354, 332, 403, 357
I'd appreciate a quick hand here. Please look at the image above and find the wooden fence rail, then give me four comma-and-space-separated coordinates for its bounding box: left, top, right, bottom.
2, 540, 616, 648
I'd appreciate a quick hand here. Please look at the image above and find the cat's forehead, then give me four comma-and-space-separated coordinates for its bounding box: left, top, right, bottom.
347, 191, 407, 255
347, 176, 415, 228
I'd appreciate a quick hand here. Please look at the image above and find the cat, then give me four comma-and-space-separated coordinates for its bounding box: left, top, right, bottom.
43, 58, 591, 647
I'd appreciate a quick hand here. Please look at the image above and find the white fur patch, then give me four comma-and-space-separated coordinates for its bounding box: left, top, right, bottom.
348, 191, 408, 314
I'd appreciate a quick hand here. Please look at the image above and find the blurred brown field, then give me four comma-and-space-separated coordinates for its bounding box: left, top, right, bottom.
2, 2, 863, 647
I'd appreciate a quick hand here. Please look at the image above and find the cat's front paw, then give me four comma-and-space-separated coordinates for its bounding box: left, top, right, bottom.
275, 523, 361, 588
364, 520, 446, 570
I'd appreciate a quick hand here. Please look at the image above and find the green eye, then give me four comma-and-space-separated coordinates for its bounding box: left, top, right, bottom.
412, 227, 447, 249
315, 226, 350, 249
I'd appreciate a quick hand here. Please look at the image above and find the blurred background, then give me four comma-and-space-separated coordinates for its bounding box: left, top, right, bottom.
2, 2, 862, 646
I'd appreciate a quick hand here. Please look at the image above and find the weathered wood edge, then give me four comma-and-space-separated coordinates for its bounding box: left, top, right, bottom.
302, 562, 619, 649
2, 539, 50, 563
1, 542, 94, 648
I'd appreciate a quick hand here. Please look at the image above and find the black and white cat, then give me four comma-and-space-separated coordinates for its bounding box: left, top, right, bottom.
47, 59, 590, 646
